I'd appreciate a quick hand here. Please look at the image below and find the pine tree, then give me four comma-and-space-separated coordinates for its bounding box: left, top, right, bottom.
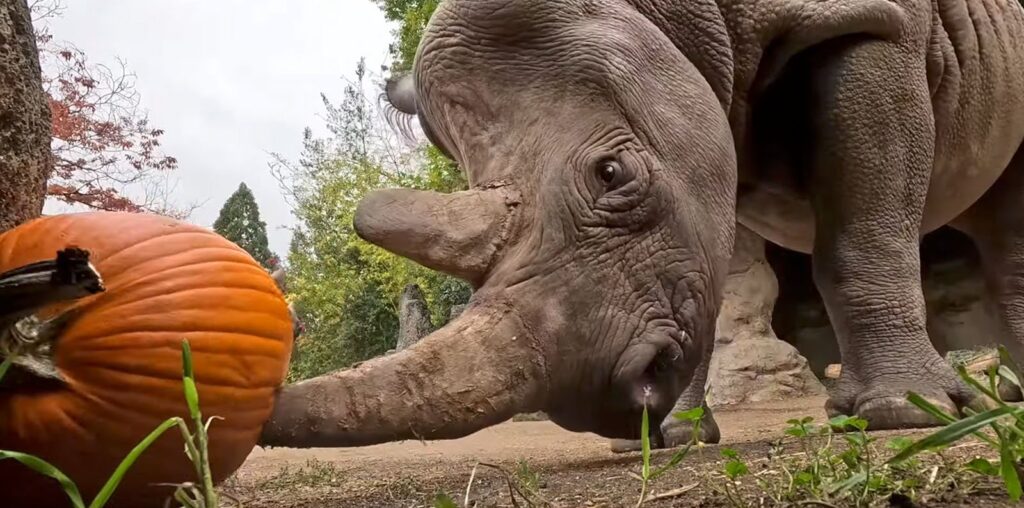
213, 182, 275, 268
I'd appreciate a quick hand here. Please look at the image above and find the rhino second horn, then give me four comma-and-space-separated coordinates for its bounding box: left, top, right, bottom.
353, 186, 520, 286
259, 301, 548, 448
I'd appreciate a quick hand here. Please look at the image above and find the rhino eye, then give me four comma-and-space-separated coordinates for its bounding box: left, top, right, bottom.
597, 161, 622, 186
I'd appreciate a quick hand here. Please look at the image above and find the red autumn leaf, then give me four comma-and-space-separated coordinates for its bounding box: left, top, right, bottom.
31, 0, 194, 219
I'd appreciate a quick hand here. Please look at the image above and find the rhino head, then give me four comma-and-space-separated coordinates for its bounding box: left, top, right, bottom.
261, 0, 737, 447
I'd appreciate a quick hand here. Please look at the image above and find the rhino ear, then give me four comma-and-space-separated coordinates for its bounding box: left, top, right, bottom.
381, 73, 419, 143
384, 73, 418, 115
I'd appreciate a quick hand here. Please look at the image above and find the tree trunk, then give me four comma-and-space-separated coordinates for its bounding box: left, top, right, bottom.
0, 0, 52, 231
396, 283, 432, 351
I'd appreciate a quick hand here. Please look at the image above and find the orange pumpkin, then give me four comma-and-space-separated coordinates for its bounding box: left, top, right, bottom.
0, 212, 294, 507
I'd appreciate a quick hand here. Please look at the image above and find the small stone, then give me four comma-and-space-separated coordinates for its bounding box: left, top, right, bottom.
824, 364, 842, 379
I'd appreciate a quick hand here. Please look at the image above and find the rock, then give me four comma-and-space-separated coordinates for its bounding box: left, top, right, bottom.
707, 225, 826, 407
449, 304, 467, 322
512, 411, 549, 422
397, 284, 433, 351
824, 364, 842, 379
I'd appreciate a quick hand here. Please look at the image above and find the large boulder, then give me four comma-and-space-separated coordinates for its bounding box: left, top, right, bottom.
707, 225, 826, 406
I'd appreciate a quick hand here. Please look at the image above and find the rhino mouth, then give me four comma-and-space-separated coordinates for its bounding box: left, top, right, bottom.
607, 326, 692, 436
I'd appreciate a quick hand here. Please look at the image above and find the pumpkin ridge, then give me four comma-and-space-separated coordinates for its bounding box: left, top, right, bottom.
59, 386, 271, 431
77, 284, 288, 323
62, 310, 292, 344
91, 249, 272, 297
72, 361, 286, 390
93, 256, 279, 304
86, 282, 288, 317
64, 333, 289, 355
3, 394, 96, 443
85, 228, 234, 278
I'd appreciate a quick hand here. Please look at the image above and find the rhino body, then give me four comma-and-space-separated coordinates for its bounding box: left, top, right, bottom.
260, 0, 1024, 449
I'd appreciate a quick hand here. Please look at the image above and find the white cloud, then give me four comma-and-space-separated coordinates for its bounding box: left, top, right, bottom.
43, 0, 395, 256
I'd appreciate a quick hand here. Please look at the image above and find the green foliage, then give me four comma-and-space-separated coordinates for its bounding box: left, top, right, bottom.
263, 458, 343, 490
736, 414, 972, 507
370, 0, 466, 216
274, 59, 470, 381
371, 0, 441, 72
0, 341, 217, 508
515, 459, 543, 493
624, 396, 982, 507
213, 182, 276, 268
891, 345, 1024, 501
432, 492, 458, 508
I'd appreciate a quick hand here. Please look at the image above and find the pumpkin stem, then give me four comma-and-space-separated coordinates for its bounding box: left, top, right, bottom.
0, 247, 105, 380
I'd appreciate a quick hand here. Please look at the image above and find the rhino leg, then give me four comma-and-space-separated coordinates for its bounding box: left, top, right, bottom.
952, 144, 1024, 402
805, 39, 973, 429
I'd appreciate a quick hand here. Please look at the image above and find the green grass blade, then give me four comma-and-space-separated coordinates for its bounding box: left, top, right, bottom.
827, 471, 866, 495
183, 377, 201, 418
181, 340, 200, 416
1001, 444, 1023, 501
649, 443, 694, 481
88, 417, 183, 508
0, 451, 85, 508
998, 346, 1023, 383
181, 339, 194, 379
904, 392, 958, 425
999, 365, 1021, 390
640, 405, 651, 480
673, 406, 704, 423
958, 365, 1008, 406
888, 405, 1021, 464
0, 356, 12, 382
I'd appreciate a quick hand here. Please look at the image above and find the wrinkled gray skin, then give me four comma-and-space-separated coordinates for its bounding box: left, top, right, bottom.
259, 0, 1024, 450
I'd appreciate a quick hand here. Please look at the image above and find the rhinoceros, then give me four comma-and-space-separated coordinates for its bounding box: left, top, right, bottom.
259, 0, 1024, 450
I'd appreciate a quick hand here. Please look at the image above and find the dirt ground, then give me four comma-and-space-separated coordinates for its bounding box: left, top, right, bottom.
224, 395, 1012, 507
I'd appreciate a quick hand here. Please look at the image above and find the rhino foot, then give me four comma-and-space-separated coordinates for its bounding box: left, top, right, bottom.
824, 370, 974, 430
608, 406, 720, 453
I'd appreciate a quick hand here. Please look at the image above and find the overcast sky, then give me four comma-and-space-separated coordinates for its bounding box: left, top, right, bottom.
43, 0, 395, 257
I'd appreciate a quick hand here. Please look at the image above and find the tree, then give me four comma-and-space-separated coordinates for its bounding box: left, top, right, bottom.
213, 182, 275, 268
271, 59, 470, 380
370, 0, 462, 196
0, 0, 52, 230
371, 0, 440, 72
30, 0, 190, 218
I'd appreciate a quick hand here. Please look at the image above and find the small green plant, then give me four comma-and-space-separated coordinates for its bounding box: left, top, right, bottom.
635, 400, 705, 506
264, 458, 343, 490
742, 413, 963, 507
432, 492, 458, 508
172, 340, 220, 508
718, 447, 749, 507
891, 345, 1024, 501
515, 459, 543, 495
0, 340, 220, 508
